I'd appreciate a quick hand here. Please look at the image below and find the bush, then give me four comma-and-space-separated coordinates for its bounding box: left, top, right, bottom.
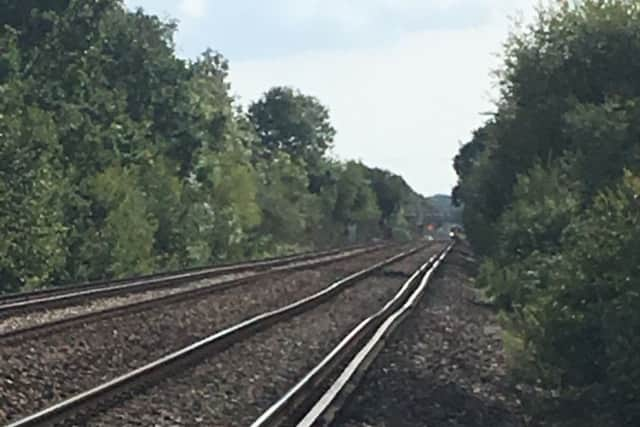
511, 172, 640, 426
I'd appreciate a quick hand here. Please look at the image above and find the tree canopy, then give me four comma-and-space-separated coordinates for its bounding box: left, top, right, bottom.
0, 0, 439, 293
453, 1, 640, 425
248, 86, 335, 169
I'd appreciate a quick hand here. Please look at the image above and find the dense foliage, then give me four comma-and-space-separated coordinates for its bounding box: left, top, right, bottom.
453, 1, 640, 425
0, 0, 435, 293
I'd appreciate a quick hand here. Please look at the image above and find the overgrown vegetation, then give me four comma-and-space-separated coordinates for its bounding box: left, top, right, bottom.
0, 0, 438, 294
453, 1, 640, 425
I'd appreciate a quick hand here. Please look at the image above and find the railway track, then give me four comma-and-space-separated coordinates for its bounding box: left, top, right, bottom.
253, 241, 454, 426
329, 241, 524, 427
3, 243, 438, 427
0, 245, 383, 342
0, 244, 376, 318
0, 245, 412, 424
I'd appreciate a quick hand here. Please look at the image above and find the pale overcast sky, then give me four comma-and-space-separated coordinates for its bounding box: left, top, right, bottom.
124, 0, 537, 196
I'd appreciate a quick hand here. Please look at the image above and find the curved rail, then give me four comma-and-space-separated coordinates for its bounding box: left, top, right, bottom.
252, 241, 454, 427
5, 245, 427, 427
0, 244, 381, 319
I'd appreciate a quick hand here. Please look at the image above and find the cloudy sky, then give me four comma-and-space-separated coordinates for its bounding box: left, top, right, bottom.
124, 0, 536, 196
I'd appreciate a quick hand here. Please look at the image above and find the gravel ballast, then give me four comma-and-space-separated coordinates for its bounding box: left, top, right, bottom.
0, 244, 421, 424
78, 246, 443, 426
0, 272, 255, 334
334, 242, 526, 427
0, 248, 369, 334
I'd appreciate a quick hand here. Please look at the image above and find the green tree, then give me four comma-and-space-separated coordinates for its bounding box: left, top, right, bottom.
0, 0, 423, 294
189, 145, 261, 262
332, 162, 381, 240
138, 158, 185, 268
477, 162, 579, 310
0, 31, 66, 292
453, 2, 640, 425
366, 168, 411, 236
253, 153, 315, 250
90, 166, 158, 277
248, 86, 336, 173
520, 172, 640, 426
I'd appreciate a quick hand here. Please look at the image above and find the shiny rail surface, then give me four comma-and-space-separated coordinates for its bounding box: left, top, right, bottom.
251, 241, 454, 427
5, 245, 426, 427
0, 244, 380, 319
0, 245, 384, 343
0, 249, 338, 304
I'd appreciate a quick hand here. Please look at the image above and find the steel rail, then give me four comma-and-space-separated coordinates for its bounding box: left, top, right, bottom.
0, 243, 379, 306
0, 245, 384, 343
0, 248, 338, 304
4, 245, 427, 427
251, 241, 454, 427
0, 244, 381, 319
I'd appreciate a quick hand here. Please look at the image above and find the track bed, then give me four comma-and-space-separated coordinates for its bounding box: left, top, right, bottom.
0, 244, 408, 424
80, 246, 441, 426
333, 243, 526, 427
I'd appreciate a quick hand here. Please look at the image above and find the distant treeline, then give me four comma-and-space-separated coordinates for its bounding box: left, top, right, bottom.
0, 0, 440, 294
453, 1, 640, 425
